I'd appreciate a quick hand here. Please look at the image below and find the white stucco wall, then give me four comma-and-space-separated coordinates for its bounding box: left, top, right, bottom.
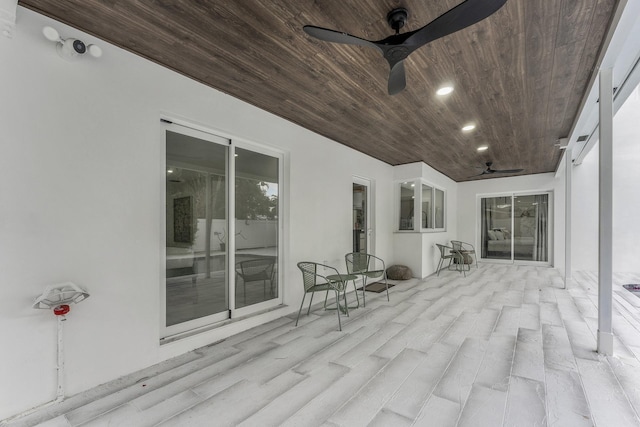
0, 8, 396, 418
572, 86, 640, 273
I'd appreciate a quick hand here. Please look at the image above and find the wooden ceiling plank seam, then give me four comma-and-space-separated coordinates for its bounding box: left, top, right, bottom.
522, 0, 560, 154
547, 0, 602, 138
559, 0, 618, 137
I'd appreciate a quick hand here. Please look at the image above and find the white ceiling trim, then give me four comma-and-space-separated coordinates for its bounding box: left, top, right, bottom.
563, 0, 640, 167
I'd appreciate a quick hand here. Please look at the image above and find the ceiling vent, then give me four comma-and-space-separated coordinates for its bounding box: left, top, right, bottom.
577, 135, 589, 142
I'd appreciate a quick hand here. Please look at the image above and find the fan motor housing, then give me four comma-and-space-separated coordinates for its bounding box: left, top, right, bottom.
387, 8, 408, 32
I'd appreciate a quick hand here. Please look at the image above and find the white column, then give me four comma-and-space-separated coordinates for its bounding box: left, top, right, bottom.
228, 143, 235, 315
564, 148, 572, 288
598, 68, 614, 355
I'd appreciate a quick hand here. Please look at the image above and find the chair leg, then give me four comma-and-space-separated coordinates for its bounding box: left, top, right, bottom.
335, 290, 342, 331
456, 256, 467, 277
295, 293, 307, 326
361, 276, 367, 308
351, 280, 360, 308
307, 291, 315, 315
342, 290, 349, 317
436, 258, 443, 276
384, 273, 390, 302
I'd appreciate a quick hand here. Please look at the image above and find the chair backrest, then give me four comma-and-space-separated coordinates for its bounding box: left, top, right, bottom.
298, 261, 346, 292
345, 252, 370, 274
451, 240, 462, 251
297, 262, 319, 292
436, 243, 451, 258
237, 257, 275, 281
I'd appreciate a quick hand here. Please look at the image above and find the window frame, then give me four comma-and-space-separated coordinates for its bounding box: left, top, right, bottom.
396, 179, 446, 232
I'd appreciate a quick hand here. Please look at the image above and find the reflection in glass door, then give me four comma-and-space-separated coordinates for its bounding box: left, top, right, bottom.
234, 148, 279, 309
165, 130, 229, 329
513, 195, 549, 261
353, 181, 368, 253
481, 196, 513, 260
480, 193, 550, 262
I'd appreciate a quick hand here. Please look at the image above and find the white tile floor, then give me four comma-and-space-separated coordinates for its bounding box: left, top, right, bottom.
5, 265, 640, 427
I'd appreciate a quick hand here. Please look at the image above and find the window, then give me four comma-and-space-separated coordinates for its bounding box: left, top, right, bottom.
435, 188, 445, 229
398, 179, 445, 231
422, 184, 432, 228
399, 182, 415, 230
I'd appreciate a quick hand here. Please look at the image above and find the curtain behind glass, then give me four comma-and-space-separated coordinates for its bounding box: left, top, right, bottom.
481, 198, 493, 258
481, 196, 512, 260
534, 194, 548, 261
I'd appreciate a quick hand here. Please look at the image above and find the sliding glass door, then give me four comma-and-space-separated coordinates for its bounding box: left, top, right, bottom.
165, 130, 229, 330
163, 124, 282, 337
481, 196, 513, 260
234, 147, 279, 310
513, 194, 549, 261
480, 193, 550, 263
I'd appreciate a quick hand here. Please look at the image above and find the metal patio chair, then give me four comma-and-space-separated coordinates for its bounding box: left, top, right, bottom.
451, 240, 478, 268
345, 252, 389, 308
435, 243, 468, 277
296, 261, 356, 331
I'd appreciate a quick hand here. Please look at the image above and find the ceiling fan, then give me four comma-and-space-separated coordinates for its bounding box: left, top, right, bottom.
303, 0, 507, 95
471, 161, 524, 177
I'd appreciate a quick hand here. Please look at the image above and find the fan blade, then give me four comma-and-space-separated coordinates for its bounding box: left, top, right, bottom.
405, 0, 507, 47
388, 61, 406, 95
494, 168, 524, 174
467, 172, 487, 178
303, 26, 381, 51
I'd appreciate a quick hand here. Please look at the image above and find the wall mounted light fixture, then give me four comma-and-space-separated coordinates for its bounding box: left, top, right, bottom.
42, 26, 102, 60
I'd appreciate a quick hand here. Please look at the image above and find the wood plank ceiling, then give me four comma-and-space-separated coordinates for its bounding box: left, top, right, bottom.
20, 0, 618, 182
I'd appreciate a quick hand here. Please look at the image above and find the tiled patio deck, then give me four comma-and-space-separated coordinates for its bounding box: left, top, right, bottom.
4, 264, 640, 426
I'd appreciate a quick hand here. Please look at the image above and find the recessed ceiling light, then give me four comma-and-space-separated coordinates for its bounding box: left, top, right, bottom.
462, 124, 476, 132
477, 145, 488, 152
436, 85, 454, 95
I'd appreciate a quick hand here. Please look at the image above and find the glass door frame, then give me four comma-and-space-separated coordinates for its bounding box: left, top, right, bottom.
353, 176, 372, 254
161, 123, 231, 339
476, 191, 553, 266
231, 139, 284, 319
161, 121, 284, 339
